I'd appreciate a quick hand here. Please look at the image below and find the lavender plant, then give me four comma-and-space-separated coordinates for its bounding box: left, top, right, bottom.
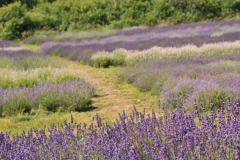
0, 49, 66, 70
0, 67, 93, 89
0, 80, 94, 116
0, 40, 19, 47
0, 99, 239, 159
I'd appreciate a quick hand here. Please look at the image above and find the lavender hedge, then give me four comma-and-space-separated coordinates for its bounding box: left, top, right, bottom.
0, 40, 19, 48
119, 52, 240, 110
37, 19, 240, 65
38, 31, 240, 65
0, 80, 94, 116
0, 99, 240, 159
25, 19, 240, 45
0, 49, 65, 70
91, 41, 240, 67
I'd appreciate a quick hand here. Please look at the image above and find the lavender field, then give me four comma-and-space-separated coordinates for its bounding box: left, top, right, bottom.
1, 100, 240, 159
1, 19, 240, 159
0, 45, 95, 117
37, 19, 240, 65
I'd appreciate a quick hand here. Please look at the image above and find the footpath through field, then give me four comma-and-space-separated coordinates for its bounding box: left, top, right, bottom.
65, 58, 158, 123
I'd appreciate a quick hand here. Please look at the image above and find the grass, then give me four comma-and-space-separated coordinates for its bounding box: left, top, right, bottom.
19, 43, 40, 51
0, 58, 159, 135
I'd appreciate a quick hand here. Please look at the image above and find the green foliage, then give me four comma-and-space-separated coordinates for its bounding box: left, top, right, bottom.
0, 0, 15, 7
35, 85, 93, 113
166, 85, 195, 109
196, 88, 231, 110
2, 94, 34, 116
0, 0, 240, 39
91, 53, 126, 68
35, 89, 60, 112
11, 113, 32, 122
0, 2, 27, 39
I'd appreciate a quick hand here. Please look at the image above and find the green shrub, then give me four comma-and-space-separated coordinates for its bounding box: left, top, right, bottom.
196, 88, 232, 111
0, 2, 27, 39
2, 94, 34, 116
166, 85, 195, 109
35, 89, 60, 112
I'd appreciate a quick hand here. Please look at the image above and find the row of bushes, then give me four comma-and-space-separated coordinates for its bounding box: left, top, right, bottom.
0, 80, 95, 116
0, 0, 240, 39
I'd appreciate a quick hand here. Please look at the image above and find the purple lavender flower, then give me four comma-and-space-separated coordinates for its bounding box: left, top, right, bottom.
128, 146, 140, 160
0, 99, 239, 159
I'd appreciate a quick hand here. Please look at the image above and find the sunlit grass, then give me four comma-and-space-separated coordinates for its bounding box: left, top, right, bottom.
19, 43, 40, 51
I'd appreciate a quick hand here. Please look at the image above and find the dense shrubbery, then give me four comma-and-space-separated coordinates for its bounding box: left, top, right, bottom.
0, 0, 240, 39
0, 99, 240, 159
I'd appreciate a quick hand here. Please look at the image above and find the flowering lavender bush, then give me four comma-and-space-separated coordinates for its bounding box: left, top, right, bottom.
0, 80, 94, 116
0, 40, 19, 47
0, 49, 65, 70
0, 67, 93, 89
0, 99, 239, 159
161, 78, 238, 110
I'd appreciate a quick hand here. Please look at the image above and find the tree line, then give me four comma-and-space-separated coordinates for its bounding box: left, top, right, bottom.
0, 0, 239, 39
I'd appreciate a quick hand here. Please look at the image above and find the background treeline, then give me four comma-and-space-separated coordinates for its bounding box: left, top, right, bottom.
0, 0, 240, 40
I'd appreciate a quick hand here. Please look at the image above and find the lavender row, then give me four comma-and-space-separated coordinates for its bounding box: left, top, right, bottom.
70, 19, 240, 45
0, 80, 94, 116
0, 99, 240, 159
0, 40, 19, 48
119, 52, 240, 110
38, 31, 240, 64
114, 19, 240, 37
0, 49, 65, 70
23, 19, 240, 45
0, 49, 35, 57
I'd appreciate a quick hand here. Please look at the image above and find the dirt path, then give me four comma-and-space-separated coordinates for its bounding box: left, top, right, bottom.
65, 59, 159, 123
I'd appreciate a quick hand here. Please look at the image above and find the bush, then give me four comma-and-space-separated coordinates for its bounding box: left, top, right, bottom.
2, 94, 34, 116
0, 80, 95, 116
0, 2, 27, 39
